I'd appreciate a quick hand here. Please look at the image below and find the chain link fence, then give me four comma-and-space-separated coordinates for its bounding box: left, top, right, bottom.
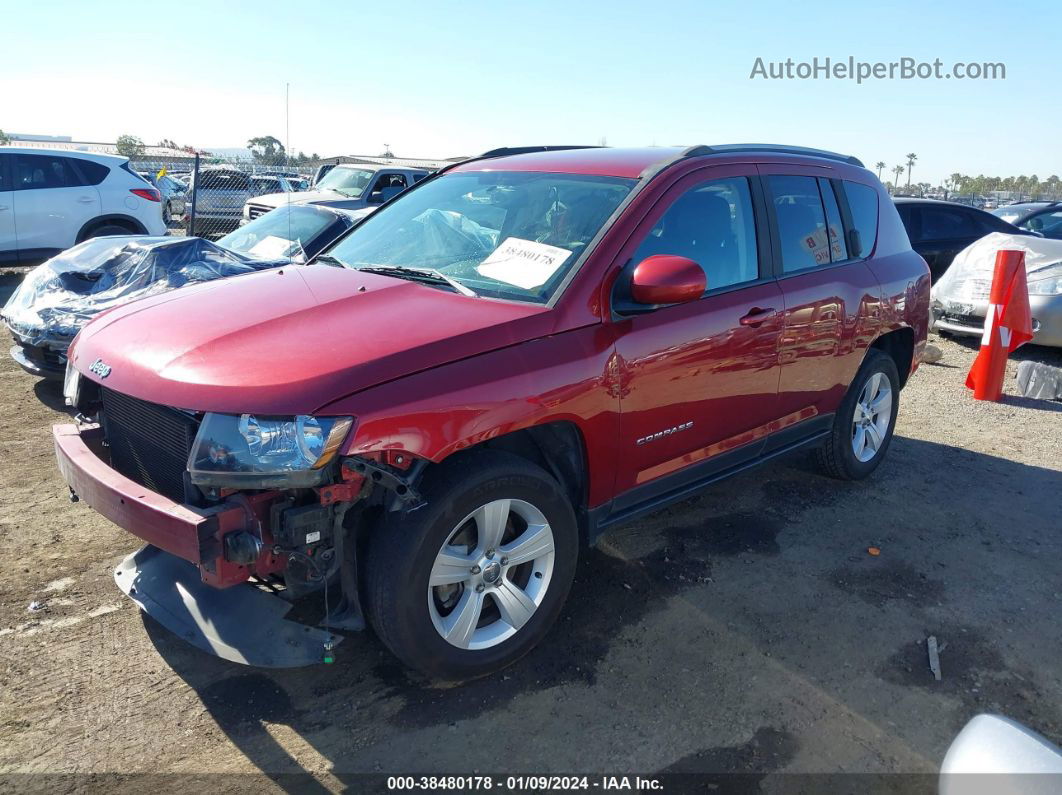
129, 154, 315, 240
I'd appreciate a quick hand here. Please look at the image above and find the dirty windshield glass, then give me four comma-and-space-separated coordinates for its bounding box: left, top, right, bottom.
316, 167, 375, 198
323, 171, 635, 302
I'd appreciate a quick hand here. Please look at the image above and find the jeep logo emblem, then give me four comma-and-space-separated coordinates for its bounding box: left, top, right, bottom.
89, 358, 111, 378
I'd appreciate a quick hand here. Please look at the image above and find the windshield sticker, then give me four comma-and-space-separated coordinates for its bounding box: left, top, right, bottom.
248, 235, 294, 259
477, 237, 573, 290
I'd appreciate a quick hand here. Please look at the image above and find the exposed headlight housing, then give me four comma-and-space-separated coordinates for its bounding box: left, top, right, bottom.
188, 413, 354, 488
63, 360, 81, 407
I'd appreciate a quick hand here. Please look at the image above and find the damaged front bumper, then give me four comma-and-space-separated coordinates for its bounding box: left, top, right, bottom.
54, 422, 347, 666
114, 545, 339, 667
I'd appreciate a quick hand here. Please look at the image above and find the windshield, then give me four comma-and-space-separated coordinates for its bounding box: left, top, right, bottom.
322, 171, 635, 302
316, 167, 375, 198
217, 205, 339, 261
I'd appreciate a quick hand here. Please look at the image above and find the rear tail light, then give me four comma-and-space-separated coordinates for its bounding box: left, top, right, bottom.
130, 188, 161, 202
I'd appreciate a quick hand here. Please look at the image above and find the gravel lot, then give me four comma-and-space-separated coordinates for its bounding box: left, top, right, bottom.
0, 282, 1059, 789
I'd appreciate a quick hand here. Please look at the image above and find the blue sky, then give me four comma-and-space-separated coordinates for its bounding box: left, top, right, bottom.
3, 0, 1058, 184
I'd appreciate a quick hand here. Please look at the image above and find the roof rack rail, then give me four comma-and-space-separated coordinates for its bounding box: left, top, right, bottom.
476, 145, 602, 159
431, 145, 603, 178
685, 144, 864, 167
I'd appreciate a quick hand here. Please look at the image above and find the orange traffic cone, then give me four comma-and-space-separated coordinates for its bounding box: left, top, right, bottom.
965, 249, 1034, 401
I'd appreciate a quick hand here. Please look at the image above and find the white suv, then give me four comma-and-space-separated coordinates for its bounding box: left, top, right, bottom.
0, 147, 167, 265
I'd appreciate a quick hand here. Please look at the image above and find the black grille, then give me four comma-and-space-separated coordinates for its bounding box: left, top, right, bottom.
247, 203, 270, 220
101, 388, 200, 503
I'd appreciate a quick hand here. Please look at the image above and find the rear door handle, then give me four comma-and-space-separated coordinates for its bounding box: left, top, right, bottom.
739, 307, 776, 326
77, 196, 95, 204
0, 205, 9, 211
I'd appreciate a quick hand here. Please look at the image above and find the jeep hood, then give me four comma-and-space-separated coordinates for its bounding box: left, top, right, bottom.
71, 264, 549, 415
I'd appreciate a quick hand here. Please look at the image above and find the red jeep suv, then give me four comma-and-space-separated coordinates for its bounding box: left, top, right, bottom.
55, 145, 929, 679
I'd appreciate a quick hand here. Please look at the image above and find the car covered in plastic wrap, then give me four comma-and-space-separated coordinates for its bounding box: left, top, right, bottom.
3, 204, 365, 377
931, 231, 1062, 348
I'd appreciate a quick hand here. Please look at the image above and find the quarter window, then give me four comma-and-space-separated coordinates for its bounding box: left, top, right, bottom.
843, 181, 879, 256
74, 159, 110, 185
632, 177, 760, 291
13, 154, 83, 190
768, 175, 829, 272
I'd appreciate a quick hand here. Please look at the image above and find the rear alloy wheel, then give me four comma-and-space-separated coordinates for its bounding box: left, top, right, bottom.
366, 451, 578, 681
816, 349, 900, 480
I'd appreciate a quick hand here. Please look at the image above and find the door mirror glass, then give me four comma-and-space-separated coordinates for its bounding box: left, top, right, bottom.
630, 255, 706, 305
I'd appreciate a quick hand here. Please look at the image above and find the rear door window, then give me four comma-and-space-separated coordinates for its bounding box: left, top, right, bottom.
842, 181, 879, 257
768, 175, 829, 272
13, 154, 84, 190
917, 206, 980, 240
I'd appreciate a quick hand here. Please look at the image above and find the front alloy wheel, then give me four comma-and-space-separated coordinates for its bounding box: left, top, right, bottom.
428, 499, 555, 650
366, 451, 578, 681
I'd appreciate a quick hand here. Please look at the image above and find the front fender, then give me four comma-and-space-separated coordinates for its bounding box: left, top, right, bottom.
318, 325, 621, 508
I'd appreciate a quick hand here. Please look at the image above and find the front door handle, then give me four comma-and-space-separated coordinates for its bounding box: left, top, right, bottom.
739, 307, 776, 326
0, 205, 9, 211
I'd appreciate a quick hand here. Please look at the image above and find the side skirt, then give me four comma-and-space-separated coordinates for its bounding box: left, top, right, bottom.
587, 413, 834, 543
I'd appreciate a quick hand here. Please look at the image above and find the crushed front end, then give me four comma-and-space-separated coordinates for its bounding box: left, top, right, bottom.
54, 364, 420, 666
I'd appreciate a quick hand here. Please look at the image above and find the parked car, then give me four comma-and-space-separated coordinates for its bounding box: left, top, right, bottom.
249, 174, 302, 197
138, 171, 188, 226
244, 163, 429, 221
1012, 202, 1062, 240
4, 204, 362, 377
57, 144, 929, 679
0, 146, 166, 265
893, 197, 1029, 282
931, 231, 1062, 347
185, 167, 252, 238
991, 201, 1055, 224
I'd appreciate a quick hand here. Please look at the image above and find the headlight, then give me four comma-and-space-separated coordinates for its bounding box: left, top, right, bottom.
63, 361, 81, 407
188, 413, 353, 488
1027, 263, 1062, 295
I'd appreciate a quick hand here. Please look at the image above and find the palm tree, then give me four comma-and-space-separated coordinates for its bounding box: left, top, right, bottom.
875, 161, 886, 180
905, 153, 918, 186
892, 165, 905, 192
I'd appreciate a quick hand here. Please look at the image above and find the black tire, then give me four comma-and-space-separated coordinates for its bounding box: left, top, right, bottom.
365, 450, 579, 681
82, 222, 135, 241
163, 201, 173, 226
816, 349, 900, 481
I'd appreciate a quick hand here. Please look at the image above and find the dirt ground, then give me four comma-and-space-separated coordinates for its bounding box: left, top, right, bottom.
0, 301, 1060, 789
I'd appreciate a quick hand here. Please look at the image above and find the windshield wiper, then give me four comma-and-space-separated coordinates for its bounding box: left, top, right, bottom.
358, 265, 476, 297
314, 254, 347, 267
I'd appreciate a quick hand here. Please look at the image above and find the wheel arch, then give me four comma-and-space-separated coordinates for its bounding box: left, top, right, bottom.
76, 214, 147, 242
869, 326, 915, 388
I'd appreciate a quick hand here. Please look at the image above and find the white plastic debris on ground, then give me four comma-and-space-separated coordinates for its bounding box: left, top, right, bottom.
932, 232, 1062, 303
1, 236, 286, 347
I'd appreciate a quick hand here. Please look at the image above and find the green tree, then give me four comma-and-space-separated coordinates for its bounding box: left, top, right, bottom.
892, 165, 905, 192
247, 135, 286, 165
0, 129, 9, 145
905, 152, 917, 186
115, 134, 146, 159
875, 161, 886, 180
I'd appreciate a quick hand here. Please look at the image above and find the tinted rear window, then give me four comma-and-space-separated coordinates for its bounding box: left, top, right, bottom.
198, 170, 251, 191
844, 182, 879, 257
768, 175, 829, 272
74, 159, 110, 185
